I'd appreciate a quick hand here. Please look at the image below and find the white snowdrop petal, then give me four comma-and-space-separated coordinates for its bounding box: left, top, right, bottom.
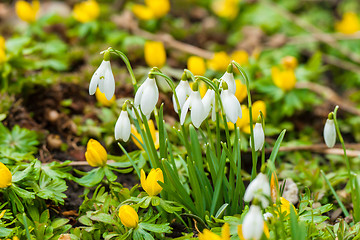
89, 60, 106, 95
134, 78, 148, 107
180, 97, 191, 125
221, 72, 236, 94
89, 77, 99, 95
244, 173, 270, 208
140, 78, 158, 116
190, 92, 205, 128
173, 81, 191, 113
221, 90, 241, 123
104, 65, 115, 100
202, 89, 215, 117
242, 206, 264, 240
324, 119, 336, 148
115, 111, 131, 141
253, 123, 265, 151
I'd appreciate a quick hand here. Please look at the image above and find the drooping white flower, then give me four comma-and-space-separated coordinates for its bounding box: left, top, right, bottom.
324, 119, 336, 148
244, 173, 270, 208
134, 77, 159, 118
180, 90, 205, 128
220, 71, 236, 94
89, 59, 115, 101
263, 212, 273, 221
220, 89, 242, 124
250, 123, 265, 151
202, 89, 216, 121
115, 110, 131, 142
172, 80, 191, 113
242, 205, 264, 240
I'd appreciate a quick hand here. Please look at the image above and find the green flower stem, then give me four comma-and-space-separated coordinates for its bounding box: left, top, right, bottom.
231, 61, 257, 180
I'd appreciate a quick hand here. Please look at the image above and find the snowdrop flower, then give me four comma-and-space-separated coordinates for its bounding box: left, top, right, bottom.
244, 173, 270, 208
220, 82, 242, 124
89, 50, 115, 101
242, 205, 264, 240
180, 82, 205, 128
250, 123, 265, 151
202, 89, 216, 121
220, 64, 236, 94
263, 212, 273, 221
134, 75, 159, 118
172, 73, 191, 113
324, 113, 336, 148
114, 105, 131, 142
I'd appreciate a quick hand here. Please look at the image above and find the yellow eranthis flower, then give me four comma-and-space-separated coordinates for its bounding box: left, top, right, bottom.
0, 210, 6, 219
198, 223, 230, 240
141, 168, 164, 196
281, 56, 298, 70
231, 50, 249, 66
73, 0, 100, 23
212, 0, 240, 20
335, 12, 360, 35
13, 237, 19, 240
0, 50, 6, 64
0, 162, 12, 188
144, 41, 166, 68
85, 139, 107, 167
252, 100, 266, 120
238, 223, 270, 240
131, 120, 159, 150
15, 0, 40, 23
132, 4, 154, 20
188, 56, 206, 76
118, 205, 139, 228
145, 0, 170, 18
95, 88, 115, 106
0, 36, 5, 50
271, 66, 296, 91
234, 79, 247, 103
274, 197, 297, 217
207, 52, 231, 71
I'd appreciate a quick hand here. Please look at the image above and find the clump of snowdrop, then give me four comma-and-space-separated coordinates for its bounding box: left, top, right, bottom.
134, 72, 159, 118
250, 121, 265, 151
220, 81, 242, 124
241, 205, 264, 240
180, 81, 205, 128
244, 173, 271, 208
172, 72, 192, 113
89, 49, 115, 101
324, 112, 336, 148
220, 64, 236, 94
115, 103, 131, 142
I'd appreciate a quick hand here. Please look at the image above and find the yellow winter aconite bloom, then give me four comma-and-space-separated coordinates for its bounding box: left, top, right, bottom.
234, 79, 247, 103
131, 120, 159, 150
73, 0, 100, 23
231, 50, 249, 66
0, 210, 6, 219
188, 56, 206, 76
335, 12, 360, 35
281, 56, 298, 70
207, 52, 231, 71
199, 223, 230, 240
85, 139, 107, 167
0, 162, 12, 188
212, 0, 240, 20
271, 66, 296, 91
144, 41, 166, 68
274, 197, 297, 217
95, 88, 115, 106
141, 168, 164, 196
238, 223, 270, 240
0, 36, 6, 64
118, 205, 139, 228
12, 237, 19, 240
252, 100, 266, 120
132, 0, 170, 20
15, 0, 40, 23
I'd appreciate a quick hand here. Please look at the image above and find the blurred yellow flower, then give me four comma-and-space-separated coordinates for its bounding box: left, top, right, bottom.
118, 205, 139, 228
335, 12, 360, 35
0, 36, 5, 50
95, 88, 115, 106
131, 120, 159, 150
234, 79, 247, 103
271, 66, 296, 91
15, 0, 40, 23
199, 223, 230, 240
73, 0, 100, 23
0, 210, 6, 219
212, 0, 240, 20
144, 41, 166, 68
12, 237, 19, 240
207, 52, 231, 71
85, 139, 107, 167
188, 56, 206, 76
231, 50, 249, 66
0, 162, 12, 188
281, 56, 298, 70
252, 100, 266, 120
141, 168, 164, 196
0, 36, 6, 64
270, 171, 279, 203
274, 197, 297, 217
238, 223, 270, 240
132, 0, 170, 20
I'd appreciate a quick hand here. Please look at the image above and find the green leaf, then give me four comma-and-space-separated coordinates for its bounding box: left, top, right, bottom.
139, 222, 171, 234
51, 218, 69, 229
0, 123, 38, 153
104, 166, 117, 182
89, 213, 116, 225
75, 167, 105, 187
33, 172, 67, 204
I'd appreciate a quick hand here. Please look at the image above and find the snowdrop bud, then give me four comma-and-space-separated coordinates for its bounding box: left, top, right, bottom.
134, 76, 159, 117
89, 50, 115, 101
244, 173, 270, 208
220, 65, 236, 94
172, 73, 192, 113
220, 89, 242, 124
115, 105, 131, 142
324, 113, 336, 148
242, 205, 264, 240
250, 122, 265, 151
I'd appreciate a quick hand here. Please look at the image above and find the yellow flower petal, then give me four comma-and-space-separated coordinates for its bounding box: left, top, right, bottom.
281, 56, 298, 70
188, 56, 206, 76
85, 139, 107, 167
252, 100, 266, 121
231, 50, 249, 66
118, 205, 139, 228
145, 0, 170, 18
15, 0, 40, 23
234, 79, 247, 103
0, 162, 12, 188
335, 12, 360, 35
73, 0, 100, 23
132, 4, 154, 20
271, 66, 296, 91
95, 88, 115, 106
207, 52, 231, 71
144, 41, 166, 68
141, 168, 164, 196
